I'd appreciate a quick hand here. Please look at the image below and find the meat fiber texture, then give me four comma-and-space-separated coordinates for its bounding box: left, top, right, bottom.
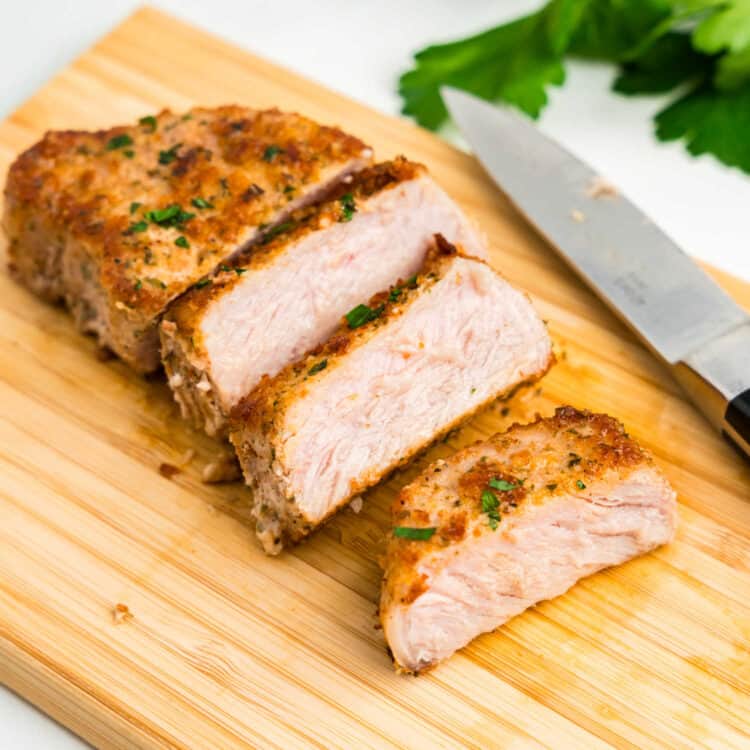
161, 158, 487, 438
3, 106, 372, 372
229, 237, 553, 555
380, 406, 678, 673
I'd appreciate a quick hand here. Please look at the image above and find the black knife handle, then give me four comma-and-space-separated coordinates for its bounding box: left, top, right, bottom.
725, 389, 750, 461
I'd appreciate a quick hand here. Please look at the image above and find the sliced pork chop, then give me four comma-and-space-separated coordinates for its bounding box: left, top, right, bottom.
229, 237, 553, 554
161, 158, 487, 438
380, 406, 677, 673
3, 106, 371, 372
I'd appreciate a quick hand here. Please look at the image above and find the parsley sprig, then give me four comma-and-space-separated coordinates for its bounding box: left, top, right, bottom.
345, 302, 385, 329
400, 0, 750, 173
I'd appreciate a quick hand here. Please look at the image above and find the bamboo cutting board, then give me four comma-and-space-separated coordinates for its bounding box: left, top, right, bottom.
1, 7, 749, 749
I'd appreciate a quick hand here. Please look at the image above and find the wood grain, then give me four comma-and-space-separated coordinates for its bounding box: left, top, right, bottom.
1, 7, 749, 749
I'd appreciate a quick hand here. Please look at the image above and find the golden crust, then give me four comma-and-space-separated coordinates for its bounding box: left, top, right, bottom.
4, 106, 370, 365
164, 157, 425, 347
381, 406, 655, 622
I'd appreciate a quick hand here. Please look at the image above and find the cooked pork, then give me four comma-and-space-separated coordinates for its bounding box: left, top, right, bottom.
3, 106, 371, 372
380, 406, 677, 673
161, 159, 487, 437
229, 237, 553, 554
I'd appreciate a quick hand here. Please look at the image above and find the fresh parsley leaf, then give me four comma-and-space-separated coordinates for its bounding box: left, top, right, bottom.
388, 287, 403, 302
259, 220, 296, 245
139, 115, 157, 132
175, 235, 190, 248
481, 489, 502, 530
345, 303, 385, 329
129, 201, 141, 214
393, 526, 437, 540
158, 143, 182, 165
195, 278, 212, 289
235, 267, 247, 275
339, 193, 357, 222
489, 478, 518, 491
146, 204, 195, 227
655, 83, 750, 171
106, 133, 133, 151
134, 278, 142, 290
192, 197, 214, 209
576, 479, 587, 490
308, 359, 328, 375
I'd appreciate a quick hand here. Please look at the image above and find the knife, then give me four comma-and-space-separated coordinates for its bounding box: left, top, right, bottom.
442, 86, 750, 461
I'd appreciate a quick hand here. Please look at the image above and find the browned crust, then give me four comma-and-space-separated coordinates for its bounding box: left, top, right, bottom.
164, 157, 425, 346
380, 406, 659, 649
4, 105, 371, 369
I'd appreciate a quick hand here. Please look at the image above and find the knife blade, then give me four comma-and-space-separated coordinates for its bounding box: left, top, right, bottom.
442, 86, 750, 460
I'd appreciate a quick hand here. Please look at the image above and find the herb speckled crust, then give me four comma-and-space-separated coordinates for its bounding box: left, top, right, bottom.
3, 106, 371, 371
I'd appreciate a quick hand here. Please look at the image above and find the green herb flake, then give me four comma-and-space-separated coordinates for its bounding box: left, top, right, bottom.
481, 489, 502, 530
393, 526, 437, 541
195, 278, 212, 289
235, 267, 247, 275
345, 303, 385, 329
262, 144, 282, 162
158, 143, 182, 165
134, 279, 142, 291
489, 477, 518, 492
192, 197, 214, 209
129, 201, 141, 214
576, 479, 586, 490
405, 274, 418, 288
124, 220, 148, 235
106, 133, 133, 151
388, 287, 403, 302
146, 204, 195, 228
259, 220, 296, 245
145, 277, 167, 289
308, 359, 328, 376
546, 483, 558, 491
139, 115, 157, 132
175, 236, 190, 248
339, 193, 357, 222
123, 149, 135, 159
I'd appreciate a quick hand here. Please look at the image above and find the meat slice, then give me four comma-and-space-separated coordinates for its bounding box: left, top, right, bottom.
380, 407, 677, 673
3, 106, 372, 372
229, 237, 553, 554
161, 158, 486, 438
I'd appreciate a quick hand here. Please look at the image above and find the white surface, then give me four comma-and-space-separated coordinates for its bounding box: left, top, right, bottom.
0, 1, 748, 747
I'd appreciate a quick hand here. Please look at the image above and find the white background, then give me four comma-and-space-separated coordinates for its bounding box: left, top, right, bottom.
1, 1, 748, 747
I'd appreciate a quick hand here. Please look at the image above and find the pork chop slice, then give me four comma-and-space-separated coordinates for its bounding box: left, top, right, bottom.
161, 158, 486, 438
380, 406, 677, 673
229, 237, 553, 554
3, 106, 372, 372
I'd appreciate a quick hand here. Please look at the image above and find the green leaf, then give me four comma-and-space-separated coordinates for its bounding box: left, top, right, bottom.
655, 83, 750, 171
488, 478, 519, 492
613, 32, 711, 94
692, 0, 750, 54
398, 0, 587, 129
570, 0, 674, 60
307, 359, 328, 375
345, 303, 384, 329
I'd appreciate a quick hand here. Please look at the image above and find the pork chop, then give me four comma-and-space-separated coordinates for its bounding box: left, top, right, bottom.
3, 106, 371, 372
380, 406, 677, 673
229, 237, 553, 554
161, 158, 486, 437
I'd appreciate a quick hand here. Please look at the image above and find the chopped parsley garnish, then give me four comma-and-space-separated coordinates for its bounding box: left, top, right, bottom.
106, 133, 133, 151
192, 197, 214, 209
195, 278, 212, 289
405, 274, 418, 288
262, 144, 282, 162
576, 479, 586, 490
481, 490, 501, 530
283, 184, 295, 194
123, 149, 135, 159
130, 201, 141, 214
388, 287, 403, 302
146, 204, 195, 227
134, 279, 142, 291
546, 483, 558, 491
139, 115, 157, 132
489, 477, 518, 492
339, 193, 356, 222
308, 359, 328, 375
345, 303, 385, 329
124, 220, 148, 235
393, 526, 437, 541
235, 267, 247, 275
158, 143, 182, 165
567, 452, 581, 468
259, 220, 296, 244
145, 277, 167, 289
219, 264, 231, 272
175, 235, 190, 248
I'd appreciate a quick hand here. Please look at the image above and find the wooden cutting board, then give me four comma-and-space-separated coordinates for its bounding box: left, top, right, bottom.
1, 7, 749, 749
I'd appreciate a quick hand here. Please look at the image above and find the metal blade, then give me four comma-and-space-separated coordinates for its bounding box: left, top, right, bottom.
442, 86, 749, 364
